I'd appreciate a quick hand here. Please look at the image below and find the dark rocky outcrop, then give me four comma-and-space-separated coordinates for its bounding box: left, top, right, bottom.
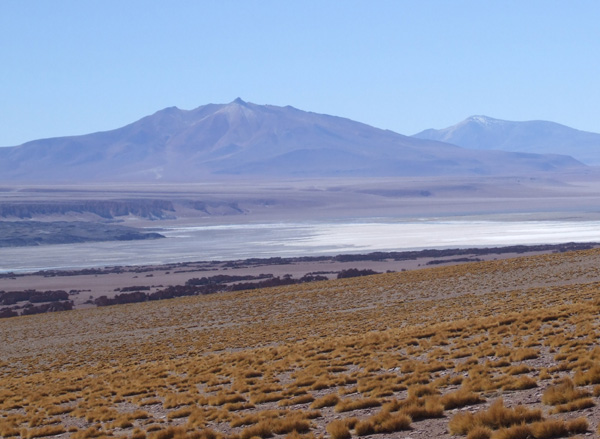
0, 221, 164, 247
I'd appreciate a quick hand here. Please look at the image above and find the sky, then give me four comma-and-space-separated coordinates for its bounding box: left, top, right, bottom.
1, 1, 599, 147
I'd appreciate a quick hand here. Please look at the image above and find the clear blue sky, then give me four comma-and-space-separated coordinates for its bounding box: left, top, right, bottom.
1, 1, 599, 146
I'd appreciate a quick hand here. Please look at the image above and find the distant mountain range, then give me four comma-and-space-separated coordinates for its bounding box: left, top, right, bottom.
0, 100, 586, 182
413, 115, 600, 165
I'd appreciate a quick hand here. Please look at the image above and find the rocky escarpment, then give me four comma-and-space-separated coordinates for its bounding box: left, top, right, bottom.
0, 199, 250, 220
0, 199, 176, 220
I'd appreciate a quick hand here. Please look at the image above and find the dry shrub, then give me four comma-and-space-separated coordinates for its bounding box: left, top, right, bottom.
230, 413, 260, 428
163, 393, 197, 409
72, 426, 108, 439
150, 427, 187, 439
507, 364, 530, 375
573, 364, 600, 385
115, 419, 134, 429
511, 348, 538, 361
130, 429, 147, 439
502, 375, 537, 390
46, 405, 74, 415
449, 375, 464, 385
529, 419, 568, 438
448, 412, 477, 435
284, 432, 316, 439
487, 359, 511, 368
223, 402, 255, 412
407, 384, 438, 398
139, 398, 162, 406
441, 388, 484, 410
448, 398, 542, 435
551, 397, 595, 413
278, 394, 315, 407
399, 396, 444, 420
208, 393, 246, 406
240, 421, 272, 439
541, 377, 590, 405
271, 417, 311, 435
466, 426, 492, 439
490, 424, 531, 439
146, 425, 162, 433
334, 397, 381, 413
310, 393, 340, 409
26, 425, 66, 439
354, 410, 411, 435
168, 407, 193, 419
326, 420, 351, 439
0, 426, 20, 438
250, 392, 286, 404
311, 379, 334, 390
566, 417, 588, 434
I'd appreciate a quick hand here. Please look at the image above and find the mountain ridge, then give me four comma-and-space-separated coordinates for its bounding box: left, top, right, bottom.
413, 115, 600, 165
0, 100, 584, 182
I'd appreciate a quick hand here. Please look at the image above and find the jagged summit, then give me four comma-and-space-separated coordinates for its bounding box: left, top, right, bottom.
0, 102, 585, 182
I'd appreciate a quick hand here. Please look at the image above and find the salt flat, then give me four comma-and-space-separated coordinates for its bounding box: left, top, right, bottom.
3, 216, 600, 273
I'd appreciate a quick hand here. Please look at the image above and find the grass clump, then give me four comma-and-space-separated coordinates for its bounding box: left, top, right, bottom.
573, 364, 600, 385
541, 377, 594, 412
354, 410, 411, 435
26, 425, 66, 439
440, 388, 484, 409
566, 417, 588, 434
326, 420, 351, 439
551, 397, 595, 413
541, 377, 590, 405
448, 398, 542, 435
510, 348, 538, 361
334, 397, 381, 413
278, 394, 315, 407
398, 397, 444, 420
239, 421, 273, 439
466, 426, 492, 439
310, 394, 339, 409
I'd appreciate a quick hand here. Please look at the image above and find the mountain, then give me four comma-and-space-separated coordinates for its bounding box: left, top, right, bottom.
413, 115, 600, 165
0, 101, 585, 182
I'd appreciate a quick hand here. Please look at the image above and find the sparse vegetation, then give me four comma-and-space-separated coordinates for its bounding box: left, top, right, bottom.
3, 248, 600, 438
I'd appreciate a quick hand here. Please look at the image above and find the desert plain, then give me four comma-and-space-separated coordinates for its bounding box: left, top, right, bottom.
3, 246, 600, 439
4, 175, 600, 438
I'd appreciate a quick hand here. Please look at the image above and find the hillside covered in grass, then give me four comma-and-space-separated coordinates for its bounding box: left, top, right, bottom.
3, 248, 600, 439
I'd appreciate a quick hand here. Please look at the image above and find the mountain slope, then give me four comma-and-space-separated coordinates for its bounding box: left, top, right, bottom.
413, 115, 600, 165
0, 101, 584, 182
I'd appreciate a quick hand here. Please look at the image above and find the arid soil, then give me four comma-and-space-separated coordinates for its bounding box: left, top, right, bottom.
2, 243, 594, 310
3, 248, 600, 438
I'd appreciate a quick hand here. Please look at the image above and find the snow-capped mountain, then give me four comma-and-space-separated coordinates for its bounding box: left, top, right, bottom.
413, 116, 600, 165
